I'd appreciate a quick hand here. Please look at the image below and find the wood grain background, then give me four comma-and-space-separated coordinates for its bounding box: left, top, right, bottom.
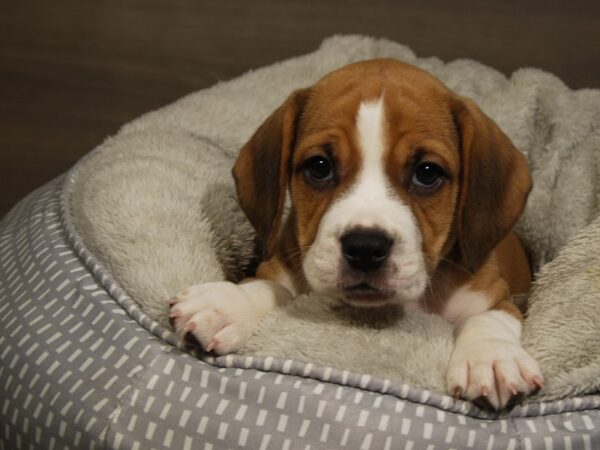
1, 1, 599, 218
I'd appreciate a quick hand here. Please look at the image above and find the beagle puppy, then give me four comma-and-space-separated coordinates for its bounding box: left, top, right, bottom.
169, 59, 542, 410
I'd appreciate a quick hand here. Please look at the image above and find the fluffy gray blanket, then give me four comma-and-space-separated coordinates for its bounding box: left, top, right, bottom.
71, 35, 600, 402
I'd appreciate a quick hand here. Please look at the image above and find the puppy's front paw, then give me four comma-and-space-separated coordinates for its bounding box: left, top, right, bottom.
447, 339, 543, 410
169, 281, 263, 354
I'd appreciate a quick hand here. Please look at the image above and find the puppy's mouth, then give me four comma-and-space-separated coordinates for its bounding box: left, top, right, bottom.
341, 282, 395, 306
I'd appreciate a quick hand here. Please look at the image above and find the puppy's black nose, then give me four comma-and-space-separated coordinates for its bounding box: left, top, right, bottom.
341, 229, 393, 272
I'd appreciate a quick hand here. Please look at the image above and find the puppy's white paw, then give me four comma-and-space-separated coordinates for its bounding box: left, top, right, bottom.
169, 281, 268, 354
447, 339, 543, 410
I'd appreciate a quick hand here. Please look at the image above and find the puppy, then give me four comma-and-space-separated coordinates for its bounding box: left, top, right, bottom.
169, 59, 542, 410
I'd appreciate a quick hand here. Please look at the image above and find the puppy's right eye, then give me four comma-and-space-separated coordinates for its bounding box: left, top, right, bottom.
303, 155, 334, 185
413, 162, 444, 187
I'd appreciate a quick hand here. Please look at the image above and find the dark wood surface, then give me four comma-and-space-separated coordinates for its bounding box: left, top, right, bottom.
1, 1, 599, 219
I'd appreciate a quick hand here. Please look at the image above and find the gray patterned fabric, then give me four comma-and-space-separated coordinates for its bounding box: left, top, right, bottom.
2, 36, 600, 449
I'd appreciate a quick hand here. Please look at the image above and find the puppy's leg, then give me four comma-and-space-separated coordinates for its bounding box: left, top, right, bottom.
446, 295, 543, 410
169, 258, 295, 354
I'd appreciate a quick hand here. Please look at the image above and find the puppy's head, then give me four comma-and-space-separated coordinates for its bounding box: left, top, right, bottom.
233, 59, 531, 307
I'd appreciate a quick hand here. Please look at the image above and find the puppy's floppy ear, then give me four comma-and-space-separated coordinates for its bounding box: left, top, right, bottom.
232, 89, 310, 259
452, 96, 532, 272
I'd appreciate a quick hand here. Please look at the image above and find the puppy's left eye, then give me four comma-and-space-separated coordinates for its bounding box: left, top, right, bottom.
411, 162, 445, 190
303, 155, 334, 185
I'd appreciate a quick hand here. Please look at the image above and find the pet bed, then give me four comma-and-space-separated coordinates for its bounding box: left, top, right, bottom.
1, 35, 600, 449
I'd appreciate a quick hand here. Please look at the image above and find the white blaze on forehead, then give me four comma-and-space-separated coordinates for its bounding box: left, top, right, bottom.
343, 96, 415, 234
356, 97, 386, 167
343, 97, 391, 229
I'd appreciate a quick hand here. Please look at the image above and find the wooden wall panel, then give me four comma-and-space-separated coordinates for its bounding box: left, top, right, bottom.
1, 1, 598, 217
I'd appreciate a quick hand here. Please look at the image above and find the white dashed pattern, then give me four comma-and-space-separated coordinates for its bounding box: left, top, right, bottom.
0, 169, 599, 448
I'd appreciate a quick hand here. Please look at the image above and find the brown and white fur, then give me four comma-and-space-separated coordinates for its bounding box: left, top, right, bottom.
169, 59, 543, 410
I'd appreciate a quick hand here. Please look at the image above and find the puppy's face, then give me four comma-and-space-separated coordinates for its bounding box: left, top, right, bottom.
234, 59, 531, 308
292, 64, 460, 306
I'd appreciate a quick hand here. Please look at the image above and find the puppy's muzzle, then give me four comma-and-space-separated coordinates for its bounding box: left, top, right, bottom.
341, 228, 394, 272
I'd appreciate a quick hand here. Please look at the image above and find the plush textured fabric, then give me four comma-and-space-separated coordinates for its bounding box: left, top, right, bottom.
71, 35, 600, 402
